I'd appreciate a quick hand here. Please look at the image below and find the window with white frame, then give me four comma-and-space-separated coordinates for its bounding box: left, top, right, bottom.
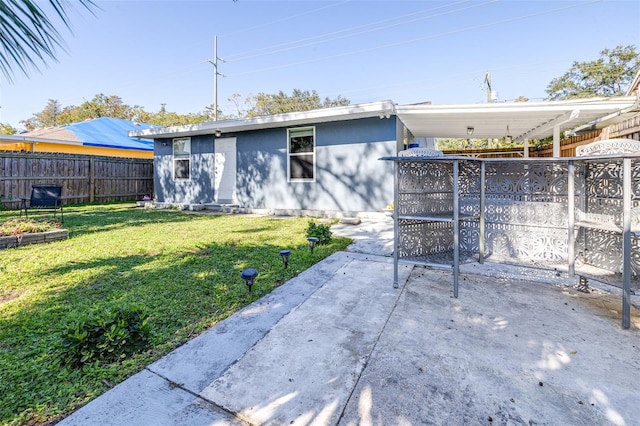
288, 127, 315, 182
173, 137, 191, 179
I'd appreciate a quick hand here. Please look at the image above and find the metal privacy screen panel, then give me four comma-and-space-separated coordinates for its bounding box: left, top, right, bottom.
383, 152, 640, 328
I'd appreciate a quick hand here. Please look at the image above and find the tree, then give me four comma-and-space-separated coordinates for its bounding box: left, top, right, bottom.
18, 89, 350, 131
240, 89, 350, 118
0, 123, 17, 134
20, 98, 62, 129
545, 45, 639, 100
74, 94, 134, 121
0, 0, 97, 82
226, 93, 255, 119
21, 94, 171, 130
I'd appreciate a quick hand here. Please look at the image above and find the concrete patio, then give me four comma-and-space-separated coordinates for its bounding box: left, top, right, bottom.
59, 219, 640, 426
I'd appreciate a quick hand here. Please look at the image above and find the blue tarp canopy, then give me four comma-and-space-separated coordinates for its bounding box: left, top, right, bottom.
65, 117, 154, 151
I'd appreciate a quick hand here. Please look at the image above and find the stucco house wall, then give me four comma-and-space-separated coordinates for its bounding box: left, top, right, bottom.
153, 116, 400, 213
154, 134, 215, 205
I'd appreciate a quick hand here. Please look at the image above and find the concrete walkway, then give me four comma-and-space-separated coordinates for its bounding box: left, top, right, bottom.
60, 219, 640, 426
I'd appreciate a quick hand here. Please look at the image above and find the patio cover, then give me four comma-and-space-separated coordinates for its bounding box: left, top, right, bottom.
396, 96, 638, 156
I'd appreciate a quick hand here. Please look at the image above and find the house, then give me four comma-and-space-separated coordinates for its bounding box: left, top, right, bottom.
130, 97, 637, 216
0, 117, 154, 159
133, 101, 403, 215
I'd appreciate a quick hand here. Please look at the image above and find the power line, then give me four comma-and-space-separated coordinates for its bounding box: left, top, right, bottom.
55, 0, 605, 116
227, 0, 602, 79
220, 0, 352, 39
223, 0, 476, 62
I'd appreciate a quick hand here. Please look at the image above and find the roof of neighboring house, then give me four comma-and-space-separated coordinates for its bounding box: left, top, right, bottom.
24, 117, 154, 151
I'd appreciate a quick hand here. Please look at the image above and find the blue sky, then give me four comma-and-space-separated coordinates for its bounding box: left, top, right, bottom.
1, 0, 638, 129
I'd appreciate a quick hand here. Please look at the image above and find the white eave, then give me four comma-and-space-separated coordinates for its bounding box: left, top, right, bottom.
129, 100, 396, 139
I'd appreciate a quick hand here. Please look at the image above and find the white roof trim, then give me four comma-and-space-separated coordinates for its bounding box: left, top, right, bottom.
0, 135, 83, 146
129, 100, 396, 139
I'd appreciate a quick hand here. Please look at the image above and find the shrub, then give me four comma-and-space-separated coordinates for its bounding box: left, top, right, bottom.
305, 220, 332, 245
61, 305, 152, 367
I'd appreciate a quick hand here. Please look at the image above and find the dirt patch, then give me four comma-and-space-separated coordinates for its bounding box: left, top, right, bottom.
565, 287, 640, 328
0, 289, 25, 306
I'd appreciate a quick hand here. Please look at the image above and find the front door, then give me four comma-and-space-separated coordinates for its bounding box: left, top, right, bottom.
214, 137, 237, 204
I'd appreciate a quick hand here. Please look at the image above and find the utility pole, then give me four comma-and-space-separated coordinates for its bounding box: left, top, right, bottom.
208, 35, 224, 121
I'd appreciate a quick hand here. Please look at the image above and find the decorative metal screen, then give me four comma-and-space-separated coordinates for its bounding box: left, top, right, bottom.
386, 152, 639, 328
484, 161, 569, 263
396, 160, 481, 265
397, 161, 453, 217
574, 158, 640, 277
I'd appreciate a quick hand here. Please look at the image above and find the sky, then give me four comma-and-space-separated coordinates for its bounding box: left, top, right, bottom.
1, 0, 639, 130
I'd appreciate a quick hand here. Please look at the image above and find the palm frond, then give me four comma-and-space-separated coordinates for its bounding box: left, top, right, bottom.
0, 0, 96, 82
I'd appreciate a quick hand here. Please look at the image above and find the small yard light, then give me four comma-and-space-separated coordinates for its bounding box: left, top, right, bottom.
240, 268, 258, 293
279, 249, 291, 268
307, 237, 319, 254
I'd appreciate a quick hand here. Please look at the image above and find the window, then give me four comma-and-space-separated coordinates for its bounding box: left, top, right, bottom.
288, 127, 315, 182
173, 137, 191, 179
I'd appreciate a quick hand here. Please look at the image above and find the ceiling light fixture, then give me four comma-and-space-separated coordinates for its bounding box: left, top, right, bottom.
466, 126, 474, 136
504, 125, 512, 143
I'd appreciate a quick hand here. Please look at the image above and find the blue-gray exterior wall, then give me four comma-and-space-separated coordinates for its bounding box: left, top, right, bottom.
154, 134, 215, 205
154, 116, 399, 212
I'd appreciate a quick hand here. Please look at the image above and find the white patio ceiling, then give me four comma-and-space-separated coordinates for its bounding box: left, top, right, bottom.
395, 97, 638, 141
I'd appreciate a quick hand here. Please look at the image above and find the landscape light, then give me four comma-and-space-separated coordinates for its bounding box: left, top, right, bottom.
240, 268, 258, 293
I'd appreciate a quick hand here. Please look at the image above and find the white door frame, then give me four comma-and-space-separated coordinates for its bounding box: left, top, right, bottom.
214, 137, 237, 204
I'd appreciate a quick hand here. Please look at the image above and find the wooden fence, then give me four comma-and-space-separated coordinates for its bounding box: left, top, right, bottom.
0, 152, 153, 210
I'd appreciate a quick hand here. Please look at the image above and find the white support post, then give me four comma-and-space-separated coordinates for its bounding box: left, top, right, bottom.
553, 124, 561, 157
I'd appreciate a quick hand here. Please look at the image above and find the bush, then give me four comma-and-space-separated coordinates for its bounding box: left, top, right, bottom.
305, 220, 332, 245
61, 305, 152, 367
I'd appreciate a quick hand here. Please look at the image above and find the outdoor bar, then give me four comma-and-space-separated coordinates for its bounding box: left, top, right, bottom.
383, 144, 640, 328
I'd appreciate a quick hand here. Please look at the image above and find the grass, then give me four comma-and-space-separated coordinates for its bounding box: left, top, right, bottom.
0, 203, 351, 425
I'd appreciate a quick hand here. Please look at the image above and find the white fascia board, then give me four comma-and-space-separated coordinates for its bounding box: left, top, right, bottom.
0, 135, 83, 146
396, 97, 637, 116
129, 100, 396, 139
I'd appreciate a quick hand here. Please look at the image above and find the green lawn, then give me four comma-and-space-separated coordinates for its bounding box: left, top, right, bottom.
0, 203, 350, 425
